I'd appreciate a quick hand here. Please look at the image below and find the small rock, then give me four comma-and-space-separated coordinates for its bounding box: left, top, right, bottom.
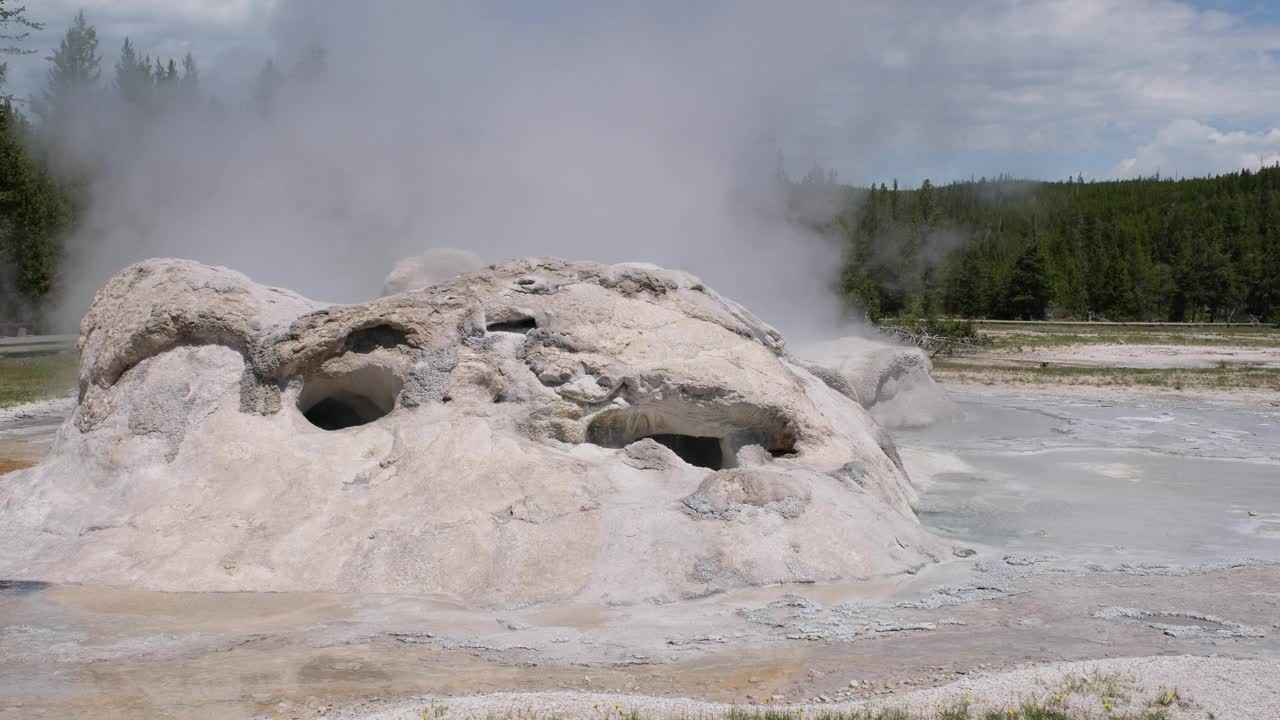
952, 547, 977, 558
771, 694, 787, 701
1248, 511, 1259, 517
748, 676, 762, 684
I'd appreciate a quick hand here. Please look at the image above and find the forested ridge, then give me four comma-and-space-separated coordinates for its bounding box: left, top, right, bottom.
820, 168, 1280, 324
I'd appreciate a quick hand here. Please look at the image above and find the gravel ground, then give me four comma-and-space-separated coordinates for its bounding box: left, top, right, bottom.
335, 656, 1280, 720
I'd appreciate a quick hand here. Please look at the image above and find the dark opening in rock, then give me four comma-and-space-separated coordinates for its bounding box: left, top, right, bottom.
584, 406, 798, 470
486, 316, 537, 334
645, 434, 724, 470
298, 365, 403, 431
345, 324, 411, 354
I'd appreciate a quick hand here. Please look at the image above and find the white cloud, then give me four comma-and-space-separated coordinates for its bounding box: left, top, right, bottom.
39, 0, 276, 26
786, 0, 1280, 181
1111, 119, 1280, 178
14, 0, 1280, 182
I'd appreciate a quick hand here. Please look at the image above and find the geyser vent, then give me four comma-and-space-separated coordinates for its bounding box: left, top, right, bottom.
297, 365, 403, 431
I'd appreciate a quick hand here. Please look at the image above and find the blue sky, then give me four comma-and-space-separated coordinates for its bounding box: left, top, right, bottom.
10, 0, 1280, 187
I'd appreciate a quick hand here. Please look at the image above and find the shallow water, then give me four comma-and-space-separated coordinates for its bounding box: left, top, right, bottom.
900, 387, 1280, 565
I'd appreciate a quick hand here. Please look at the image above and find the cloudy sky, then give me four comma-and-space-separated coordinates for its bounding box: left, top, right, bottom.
10, 0, 1280, 187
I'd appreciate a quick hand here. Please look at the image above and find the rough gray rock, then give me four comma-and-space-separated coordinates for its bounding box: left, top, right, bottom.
0, 257, 942, 607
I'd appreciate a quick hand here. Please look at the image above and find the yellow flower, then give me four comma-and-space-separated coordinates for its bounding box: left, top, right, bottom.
594, 705, 599, 710
1104, 702, 1112, 710
965, 697, 972, 704
1007, 710, 1015, 717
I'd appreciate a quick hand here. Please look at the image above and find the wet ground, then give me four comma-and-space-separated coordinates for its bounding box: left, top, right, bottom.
1, 387, 1278, 719
0, 398, 67, 474
900, 387, 1280, 565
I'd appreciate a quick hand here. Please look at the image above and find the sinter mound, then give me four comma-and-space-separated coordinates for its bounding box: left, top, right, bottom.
0, 258, 942, 606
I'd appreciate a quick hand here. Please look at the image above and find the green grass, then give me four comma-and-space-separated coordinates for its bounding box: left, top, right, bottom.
967, 319, 1280, 351
971, 319, 1279, 334
0, 353, 79, 408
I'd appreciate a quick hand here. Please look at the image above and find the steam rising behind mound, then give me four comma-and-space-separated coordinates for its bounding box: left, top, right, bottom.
0, 258, 942, 606
382, 248, 485, 296
800, 338, 958, 429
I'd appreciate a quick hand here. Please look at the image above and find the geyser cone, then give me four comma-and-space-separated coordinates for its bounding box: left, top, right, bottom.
0, 257, 942, 607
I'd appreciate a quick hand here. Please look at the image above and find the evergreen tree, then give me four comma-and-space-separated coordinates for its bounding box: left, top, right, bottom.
113, 37, 151, 107
33, 10, 99, 127
1005, 238, 1050, 320
918, 178, 935, 224
0, 105, 69, 301
179, 52, 199, 103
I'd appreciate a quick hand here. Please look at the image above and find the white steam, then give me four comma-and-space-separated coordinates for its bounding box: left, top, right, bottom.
53, 1, 907, 338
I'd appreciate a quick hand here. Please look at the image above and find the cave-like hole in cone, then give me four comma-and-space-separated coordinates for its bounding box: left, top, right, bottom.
298, 365, 403, 431
585, 406, 798, 471
645, 434, 724, 469
486, 317, 537, 334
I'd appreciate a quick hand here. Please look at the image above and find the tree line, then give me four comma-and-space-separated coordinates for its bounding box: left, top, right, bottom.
801, 167, 1280, 324
0, 5, 319, 329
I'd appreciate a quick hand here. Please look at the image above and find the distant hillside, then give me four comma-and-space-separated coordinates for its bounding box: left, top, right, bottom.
803, 167, 1280, 323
